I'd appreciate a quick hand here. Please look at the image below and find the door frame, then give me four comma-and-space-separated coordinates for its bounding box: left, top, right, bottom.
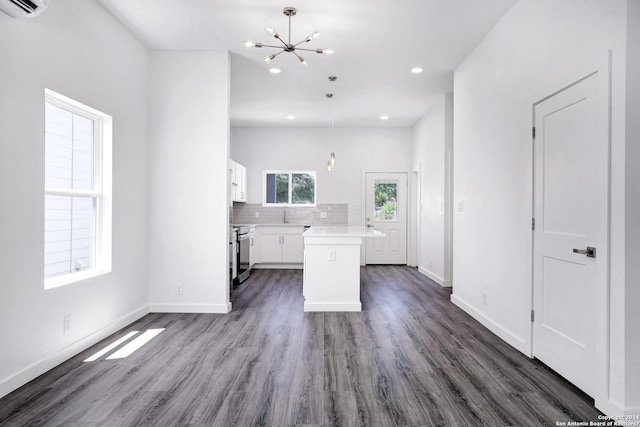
408, 169, 420, 268
528, 51, 611, 406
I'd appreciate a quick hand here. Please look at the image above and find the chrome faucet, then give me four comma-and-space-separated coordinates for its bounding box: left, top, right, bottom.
283, 207, 288, 223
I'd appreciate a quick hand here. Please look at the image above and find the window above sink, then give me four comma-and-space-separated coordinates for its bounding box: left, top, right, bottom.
263, 170, 316, 207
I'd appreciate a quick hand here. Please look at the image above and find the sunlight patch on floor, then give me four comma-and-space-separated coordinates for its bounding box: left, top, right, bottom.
106, 328, 165, 360
84, 331, 140, 362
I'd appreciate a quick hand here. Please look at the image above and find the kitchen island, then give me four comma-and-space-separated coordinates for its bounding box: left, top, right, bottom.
302, 226, 384, 312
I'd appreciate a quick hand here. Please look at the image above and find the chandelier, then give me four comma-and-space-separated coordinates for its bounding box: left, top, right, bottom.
243, 7, 334, 66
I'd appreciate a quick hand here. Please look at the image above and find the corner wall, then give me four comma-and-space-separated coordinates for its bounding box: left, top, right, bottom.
0, 0, 150, 398
452, 0, 628, 414
411, 95, 454, 286
625, 0, 640, 414
148, 51, 231, 313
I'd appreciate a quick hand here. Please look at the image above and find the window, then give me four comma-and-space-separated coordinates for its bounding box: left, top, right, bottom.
44, 89, 112, 289
264, 171, 316, 206
374, 180, 398, 221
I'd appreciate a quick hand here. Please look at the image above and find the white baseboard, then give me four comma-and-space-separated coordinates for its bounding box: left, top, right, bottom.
595, 398, 628, 418
149, 302, 232, 314
450, 294, 529, 356
595, 397, 640, 417
626, 407, 640, 417
304, 302, 362, 312
0, 305, 149, 400
418, 266, 451, 287
253, 264, 302, 270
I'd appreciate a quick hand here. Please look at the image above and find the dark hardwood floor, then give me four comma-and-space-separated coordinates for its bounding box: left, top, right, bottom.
0, 266, 602, 426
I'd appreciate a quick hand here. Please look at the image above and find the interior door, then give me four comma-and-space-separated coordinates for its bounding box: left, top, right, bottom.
532, 72, 607, 397
365, 172, 407, 264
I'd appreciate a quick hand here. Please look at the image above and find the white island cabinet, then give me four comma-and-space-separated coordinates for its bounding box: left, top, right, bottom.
302, 226, 384, 312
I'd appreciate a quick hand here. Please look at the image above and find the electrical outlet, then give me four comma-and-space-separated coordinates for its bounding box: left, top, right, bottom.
63, 314, 71, 334
328, 249, 336, 261
175, 283, 183, 295
482, 292, 487, 306
320, 212, 327, 218
255, 211, 260, 218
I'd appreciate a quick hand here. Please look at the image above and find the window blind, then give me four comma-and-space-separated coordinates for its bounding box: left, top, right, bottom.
44, 103, 96, 279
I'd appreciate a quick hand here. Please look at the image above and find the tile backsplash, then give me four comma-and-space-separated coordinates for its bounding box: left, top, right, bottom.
233, 203, 348, 225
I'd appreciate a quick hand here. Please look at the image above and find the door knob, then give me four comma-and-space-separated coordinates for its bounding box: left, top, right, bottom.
367, 224, 374, 228
573, 246, 596, 258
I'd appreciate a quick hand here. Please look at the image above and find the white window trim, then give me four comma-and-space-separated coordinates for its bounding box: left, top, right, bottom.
262, 170, 317, 207
44, 89, 113, 290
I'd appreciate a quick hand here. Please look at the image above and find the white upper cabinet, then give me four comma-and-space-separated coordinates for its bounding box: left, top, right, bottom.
230, 160, 247, 202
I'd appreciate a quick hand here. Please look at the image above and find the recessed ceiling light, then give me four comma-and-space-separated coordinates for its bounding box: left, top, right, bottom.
286, 115, 295, 120
380, 115, 389, 120
411, 67, 423, 74
269, 67, 282, 74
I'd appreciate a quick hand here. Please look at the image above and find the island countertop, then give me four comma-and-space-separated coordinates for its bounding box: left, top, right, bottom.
303, 225, 385, 238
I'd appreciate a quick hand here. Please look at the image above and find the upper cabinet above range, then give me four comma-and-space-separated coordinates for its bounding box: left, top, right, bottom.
230, 160, 247, 203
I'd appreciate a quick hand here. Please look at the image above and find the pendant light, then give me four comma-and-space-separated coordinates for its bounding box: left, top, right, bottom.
326, 86, 336, 173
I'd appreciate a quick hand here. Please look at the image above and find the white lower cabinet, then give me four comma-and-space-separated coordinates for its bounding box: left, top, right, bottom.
258, 226, 304, 265
249, 233, 258, 267
260, 234, 283, 263
282, 235, 304, 263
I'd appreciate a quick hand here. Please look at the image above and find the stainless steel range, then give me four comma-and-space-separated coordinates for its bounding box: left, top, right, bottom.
236, 225, 255, 284
229, 228, 238, 292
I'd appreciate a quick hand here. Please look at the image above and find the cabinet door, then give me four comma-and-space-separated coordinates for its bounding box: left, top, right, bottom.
249, 234, 259, 266
230, 160, 238, 201
231, 162, 247, 202
234, 162, 242, 201
282, 234, 304, 263
260, 234, 282, 263
239, 164, 247, 202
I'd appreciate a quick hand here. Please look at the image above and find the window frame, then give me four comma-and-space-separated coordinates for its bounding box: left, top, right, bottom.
44, 89, 112, 289
263, 170, 317, 207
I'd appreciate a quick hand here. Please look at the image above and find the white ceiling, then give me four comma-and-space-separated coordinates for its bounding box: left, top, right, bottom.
97, 0, 517, 127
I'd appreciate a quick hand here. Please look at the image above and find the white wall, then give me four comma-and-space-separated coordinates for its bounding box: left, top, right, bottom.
0, 1, 150, 398
231, 127, 413, 225
148, 51, 231, 313
625, 0, 640, 413
412, 94, 453, 286
452, 0, 629, 415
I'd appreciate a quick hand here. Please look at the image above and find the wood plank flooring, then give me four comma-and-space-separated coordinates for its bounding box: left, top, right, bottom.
0, 266, 602, 426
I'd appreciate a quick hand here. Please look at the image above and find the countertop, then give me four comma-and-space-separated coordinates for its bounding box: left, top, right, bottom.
233, 223, 308, 227
302, 226, 385, 238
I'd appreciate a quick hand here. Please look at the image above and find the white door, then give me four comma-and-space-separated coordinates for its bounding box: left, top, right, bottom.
532, 72, 607, 397
365, 172, 407, 264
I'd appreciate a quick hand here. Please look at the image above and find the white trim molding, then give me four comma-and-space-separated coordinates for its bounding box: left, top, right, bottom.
303, 302, 362, 312
418, 266, 451, 287
450, 294, 529, 356
149, 303, 232, 314
0, 305, 149, 399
